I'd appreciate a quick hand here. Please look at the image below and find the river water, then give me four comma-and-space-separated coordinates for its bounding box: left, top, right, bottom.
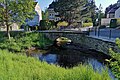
28, 44, 117, 80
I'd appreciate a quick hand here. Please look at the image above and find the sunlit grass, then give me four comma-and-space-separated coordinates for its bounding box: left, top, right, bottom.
0, 50, 111, 80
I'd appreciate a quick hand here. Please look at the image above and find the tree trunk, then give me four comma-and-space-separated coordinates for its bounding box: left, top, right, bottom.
6, 25, 10, 39
5, 0, 10, 39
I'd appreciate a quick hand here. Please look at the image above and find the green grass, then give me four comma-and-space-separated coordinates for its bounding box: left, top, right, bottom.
0, 32, 52, 52
0, 50, 111, 80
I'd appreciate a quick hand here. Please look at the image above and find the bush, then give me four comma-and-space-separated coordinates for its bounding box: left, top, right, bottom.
84, 17, 92, 23
57, 21, 68, 27
82, 23, 93, 27
0, 50, 111, 80
117, 18, 120, 26
0, 32, 52, 52
39, 20, 55, 30
108, 38, 120, 79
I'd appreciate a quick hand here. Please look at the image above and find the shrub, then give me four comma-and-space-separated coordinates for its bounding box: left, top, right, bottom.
39, 20, 55, 30
108, 38, 120, 79
57, 21, 68, 27
0, 50, 111, 80
0, 32, 52, 52
82, 23, 93, 27
117, 18, 120, 26
84, 17, 92, 23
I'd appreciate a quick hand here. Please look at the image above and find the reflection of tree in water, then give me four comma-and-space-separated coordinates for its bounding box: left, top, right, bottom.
56, 49, 111, 68
58, 51, 87, 67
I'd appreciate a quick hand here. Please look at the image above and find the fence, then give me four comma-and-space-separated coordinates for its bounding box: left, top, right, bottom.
88, 27, 120, 39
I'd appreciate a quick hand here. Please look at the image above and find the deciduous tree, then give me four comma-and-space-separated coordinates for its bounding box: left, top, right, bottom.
0, 0, 35, 39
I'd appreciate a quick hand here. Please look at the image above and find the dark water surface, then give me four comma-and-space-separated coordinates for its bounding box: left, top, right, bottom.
29, 46, 116, 80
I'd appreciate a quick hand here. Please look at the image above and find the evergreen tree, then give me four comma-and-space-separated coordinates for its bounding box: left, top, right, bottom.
42, 9, 49, 20
53, 0, 96, 27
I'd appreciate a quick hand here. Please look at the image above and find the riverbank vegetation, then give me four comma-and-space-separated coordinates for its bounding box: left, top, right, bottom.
0, 32, 113, 79
0, 50, 111, 80
0, 32, 52, 52
108, 38, 120, 79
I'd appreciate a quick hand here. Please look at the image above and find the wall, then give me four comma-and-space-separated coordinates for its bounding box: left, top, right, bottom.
48, 9, 55, 21
115, 7, 120, 18
0, 23, 19, 31
43, 32, 120, 55
26, 3, 42, 26
101, 18, 113, 26
48, 8, 61, 22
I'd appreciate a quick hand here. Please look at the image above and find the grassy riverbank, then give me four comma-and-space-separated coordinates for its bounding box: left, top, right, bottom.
0, 32, 112, 80
0, 50, 111, 80
0, 32, 52, 52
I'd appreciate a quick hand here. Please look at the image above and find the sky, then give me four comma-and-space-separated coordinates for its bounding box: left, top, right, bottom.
37, 0, 118, 12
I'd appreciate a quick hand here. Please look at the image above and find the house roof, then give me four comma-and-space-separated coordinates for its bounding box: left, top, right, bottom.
108, 5, 119, 14
106, 2, 120, 14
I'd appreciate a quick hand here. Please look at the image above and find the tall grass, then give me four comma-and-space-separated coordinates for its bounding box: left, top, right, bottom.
0, 50, 111, 80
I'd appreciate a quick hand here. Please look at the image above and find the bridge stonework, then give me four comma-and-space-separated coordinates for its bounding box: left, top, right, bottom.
43, 32, 120, 55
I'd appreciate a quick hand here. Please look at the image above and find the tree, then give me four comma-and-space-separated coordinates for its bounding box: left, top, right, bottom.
56, 0, 88, 26
51, 0, 96, 27
42, 9, 49, 20
0, 0, 35, 39
88, 0, 96, 26
98, 4, 103, 26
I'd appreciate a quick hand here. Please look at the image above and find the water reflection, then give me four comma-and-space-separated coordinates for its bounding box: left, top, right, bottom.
32, 50, 109, 68
39, 54, 58, 64
30, 49, 116, 80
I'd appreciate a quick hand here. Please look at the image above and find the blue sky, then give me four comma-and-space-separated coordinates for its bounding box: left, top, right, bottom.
37, 0, 118, 12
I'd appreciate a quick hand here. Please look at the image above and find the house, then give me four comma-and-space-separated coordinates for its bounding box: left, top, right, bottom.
47, 1, 61, 22
105, 0, 120, 18
47, 0, 95, 22
26, 2, 42, 27
0, 1, 42, 31
101, 0, 120, 26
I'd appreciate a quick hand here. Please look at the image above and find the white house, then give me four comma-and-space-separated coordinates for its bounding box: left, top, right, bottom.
101, 0, 120, 26
0, 2, 42, 31
48, 8, 61, 22
47, 1, 61, 22
115, 7, 120, 18
106, 0, 120, 18
26, 2, 42, 26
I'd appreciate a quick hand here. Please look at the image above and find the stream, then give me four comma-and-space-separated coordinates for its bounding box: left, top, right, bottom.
27, 44, 117, 80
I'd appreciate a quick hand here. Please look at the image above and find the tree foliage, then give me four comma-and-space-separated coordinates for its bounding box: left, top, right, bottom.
42, 9, 49, 20
0, 0, 35, 39
108, 38, 120, 79
39, 20, 55, 30
52, 0, 96, 27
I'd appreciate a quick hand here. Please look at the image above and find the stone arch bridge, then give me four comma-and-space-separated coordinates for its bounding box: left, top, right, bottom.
38, 31, 120, 55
